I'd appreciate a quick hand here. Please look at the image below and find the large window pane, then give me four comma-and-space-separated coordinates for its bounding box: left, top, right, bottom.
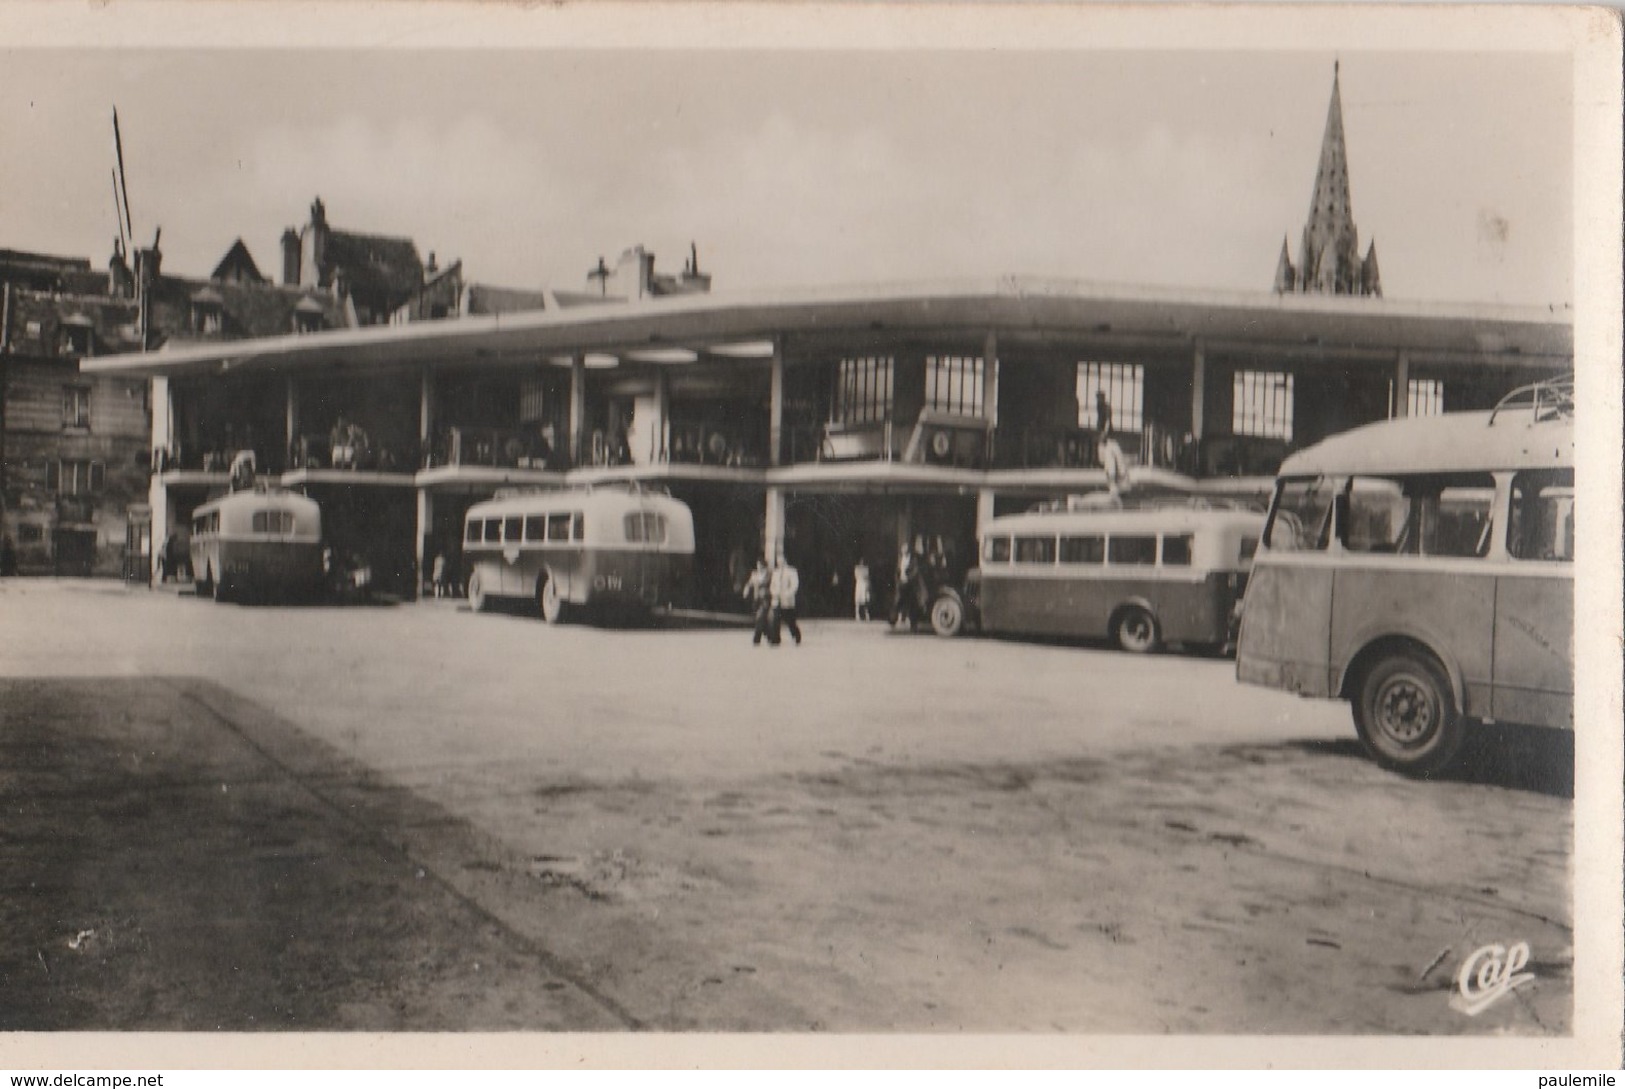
1508, 469, 1574, 561
1265, 477, 1333, 551
1076, 362, 1143, 432
1233, 370, 1294, 440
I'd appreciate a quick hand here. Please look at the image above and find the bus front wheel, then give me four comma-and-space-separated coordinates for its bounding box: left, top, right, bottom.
1114, 605, 1159, 653
929, 593, 964, 638
1353, 651, 1464, 776
467, 571, 487, 613
539, 576, 569, 625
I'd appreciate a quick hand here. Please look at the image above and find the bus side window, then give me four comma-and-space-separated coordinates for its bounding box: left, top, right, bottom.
524, 515, 546, 543
252, 512, 268, 533
985, 536, 1011, 563
547, 513, 571, 542
1161, 534, 1193, 566
1108, 535, 1156, 566
571, 512, 584, 541
1014, 536, 1056, 564
465, 520, 481, 544
1508, 468, 1574, 561
483, 518, 502, 543
1059, 535, 1103, 564
504, 516, 522, 543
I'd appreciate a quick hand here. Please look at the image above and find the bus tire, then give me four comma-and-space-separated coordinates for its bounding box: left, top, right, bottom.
1353, 650, 1464, 776
930, 592, 965, 638
467, 570, 487, 613
1113, 605, 1159, 653
539, 575, 569, 625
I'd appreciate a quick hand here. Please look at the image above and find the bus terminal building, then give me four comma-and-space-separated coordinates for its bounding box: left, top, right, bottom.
85, 277, 1572, 614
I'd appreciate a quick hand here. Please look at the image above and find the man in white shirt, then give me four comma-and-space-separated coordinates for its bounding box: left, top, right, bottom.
770, 554, 802, 646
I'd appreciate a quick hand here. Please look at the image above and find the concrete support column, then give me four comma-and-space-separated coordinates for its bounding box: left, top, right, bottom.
1393, 352, 1411, 418
982, 330, 999, 463
768, 336, 785, 467
569, 355, 586, 468
414, 489, 434, 602
149, 376, 174, 580
763, 485, 785, 561
285, 377, 299, 470
975, 487, 997, 537
419, 366, 434, 446
654, 369, 670, 463
1190, 340, 1207, 441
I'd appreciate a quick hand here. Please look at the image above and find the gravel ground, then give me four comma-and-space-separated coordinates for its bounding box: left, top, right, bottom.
0, 579, 1574, 1038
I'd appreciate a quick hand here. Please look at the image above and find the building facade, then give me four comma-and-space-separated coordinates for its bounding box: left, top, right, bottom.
0, 249, 150, 575
87, 279, 1571, 613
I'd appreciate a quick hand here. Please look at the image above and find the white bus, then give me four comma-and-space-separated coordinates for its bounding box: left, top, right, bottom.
189, 488, 324, 604
935, 497, 1265, 654
462, 486, 695, 623
1236, 377, 1574, 774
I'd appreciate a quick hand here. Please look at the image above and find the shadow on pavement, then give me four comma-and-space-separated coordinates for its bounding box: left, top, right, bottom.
1283, 723, 1574, 799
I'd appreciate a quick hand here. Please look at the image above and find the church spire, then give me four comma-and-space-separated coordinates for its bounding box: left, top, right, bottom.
1273, 62, 1381, 297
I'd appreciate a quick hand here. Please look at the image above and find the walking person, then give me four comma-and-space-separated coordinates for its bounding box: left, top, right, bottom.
771, 553, 802, 646
892, 542, 920, 629
744, 557, 778, 646
852, 556, 872, 621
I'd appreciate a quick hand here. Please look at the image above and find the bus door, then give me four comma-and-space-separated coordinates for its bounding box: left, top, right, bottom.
1492, 469, 1575, 729
1241, 477, 1338, 697
1330, 474, 1498, 715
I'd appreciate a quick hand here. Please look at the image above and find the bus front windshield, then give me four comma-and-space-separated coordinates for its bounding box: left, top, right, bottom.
1264, 477, 1334, 551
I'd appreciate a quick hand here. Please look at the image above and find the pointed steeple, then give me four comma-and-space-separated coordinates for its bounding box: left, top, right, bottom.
1274, 62, 1381, 297
1273, 235, 1297, 293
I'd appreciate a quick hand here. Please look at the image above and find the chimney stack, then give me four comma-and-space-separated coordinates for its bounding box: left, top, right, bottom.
281, 228, 301, 286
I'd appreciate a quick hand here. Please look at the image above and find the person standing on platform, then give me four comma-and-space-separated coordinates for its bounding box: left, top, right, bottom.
744, 557, 777, 646
771, 553, 802, 646
852, 556, 872, 621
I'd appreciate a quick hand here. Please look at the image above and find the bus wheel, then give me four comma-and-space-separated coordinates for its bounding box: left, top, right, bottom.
539, 576, 568, 625
1114, 605, 1159, 653
467, 571, 487, 613
1354, 651, 1464, 776
929, 594, 964, 638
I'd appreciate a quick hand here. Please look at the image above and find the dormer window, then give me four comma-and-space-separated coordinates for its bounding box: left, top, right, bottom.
190, 288, 225, 335
58, 317, 94, 357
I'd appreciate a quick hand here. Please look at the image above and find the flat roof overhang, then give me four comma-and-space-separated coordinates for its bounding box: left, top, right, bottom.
83, 277, 1574, 381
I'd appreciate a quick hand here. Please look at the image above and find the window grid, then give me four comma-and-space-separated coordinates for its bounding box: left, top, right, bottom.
1075, 363, 1143, 432
925, 356, 984, 417
56, 459, 103, 496
1232, 370, 1294, 440
1407, 378, 1445, 418
833, 356, 894, 425
63, 387, 90, 430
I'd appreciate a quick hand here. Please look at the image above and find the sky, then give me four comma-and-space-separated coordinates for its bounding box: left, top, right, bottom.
0, 44, 1574, 308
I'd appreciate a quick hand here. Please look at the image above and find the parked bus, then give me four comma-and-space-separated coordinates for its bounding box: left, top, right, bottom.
1235, 377, 1574, 774
189, 487, 324, 604
932, 497, 1265, 653
462, 486, 695, 623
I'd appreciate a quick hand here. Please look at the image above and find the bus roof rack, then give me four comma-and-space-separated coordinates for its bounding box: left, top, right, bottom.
1032, 493, 1263, 514
1488, 373, 1573, 426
